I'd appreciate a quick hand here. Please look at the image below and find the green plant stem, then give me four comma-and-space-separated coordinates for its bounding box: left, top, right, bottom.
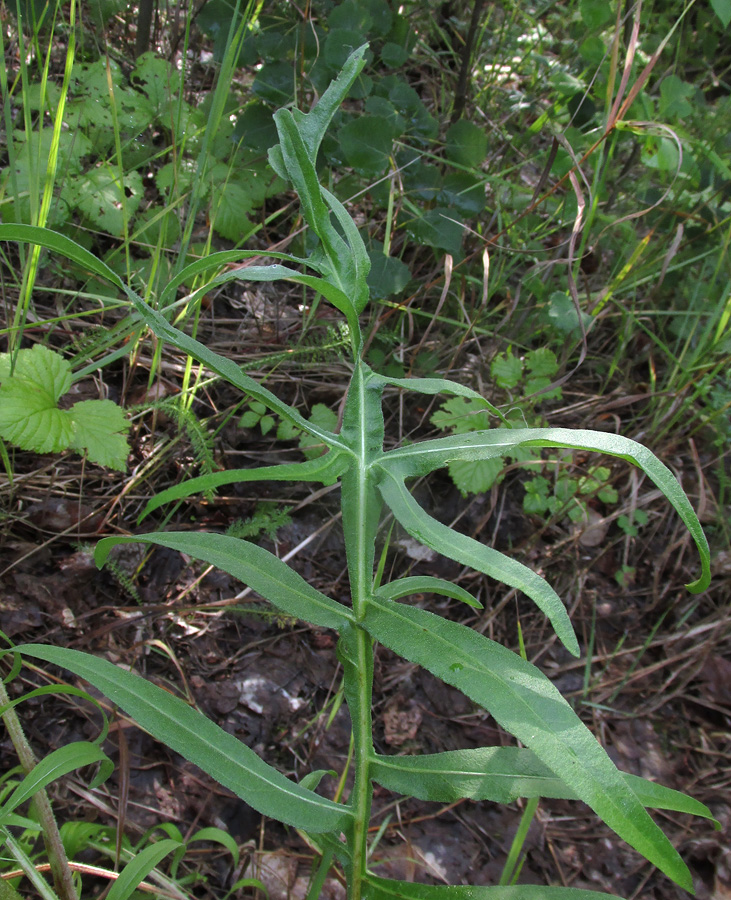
0, 680, 79, 900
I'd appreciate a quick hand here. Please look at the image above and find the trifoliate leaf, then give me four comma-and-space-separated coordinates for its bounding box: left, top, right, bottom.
68, 400, 130, 471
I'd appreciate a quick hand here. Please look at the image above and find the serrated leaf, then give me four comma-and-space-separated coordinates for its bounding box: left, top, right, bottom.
447, 456, 504, 496
525, 347, 559, 377
491, 351, 523, 389
131, 52, 174, 115
0, 346, 74, 453
445, 120, 487, 168
431, 396, 491, 434
68, 399, 130, 471
68, 167, 143, 236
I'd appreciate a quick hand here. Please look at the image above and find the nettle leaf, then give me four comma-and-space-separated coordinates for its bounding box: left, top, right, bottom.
131, 52, 174, 116
445, 120, 487, 168
67, 167, 144, 237
0, 346, 129, 469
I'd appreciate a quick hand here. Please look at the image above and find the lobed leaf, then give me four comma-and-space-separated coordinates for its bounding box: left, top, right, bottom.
18, 645, 352, 835
362, 597, 693, 891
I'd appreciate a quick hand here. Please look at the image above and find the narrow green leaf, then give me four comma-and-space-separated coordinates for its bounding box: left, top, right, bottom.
123, 287, 347, 448
362, 597, 692, 892
95, 532, 355, 631
380, 427, 710, 593
371, 372, 509, 425
0, 743, 112, 825
0, 223, 124, 288
140, 453, 349, 521
293, 44, 368, 159
371, 747, 720, 825
376, 470, 579, 656
376, 576, 482, 609
106, 839, 181, 900
18, 644, 352, 834
364, 876, 622, 900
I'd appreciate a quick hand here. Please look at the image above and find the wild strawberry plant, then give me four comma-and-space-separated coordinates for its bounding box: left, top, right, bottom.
4, 48, 717, 900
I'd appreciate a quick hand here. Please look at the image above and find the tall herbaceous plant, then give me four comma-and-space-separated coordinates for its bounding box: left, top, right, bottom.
8, 47, 716, 900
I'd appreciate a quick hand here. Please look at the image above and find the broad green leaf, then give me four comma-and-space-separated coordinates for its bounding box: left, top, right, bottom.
362, 597, 692, 892
710, 0, 731, 27
18, 644, 352, 834
338, 116, 394, 175
406, 207, 464, 256
364, 876, 623, 900
431, 396, 492, 434
367, 250, 411, 300
0, 346, 74, 453
376, 470, 579, 656
96, 532, 354, 630
445, 120, 488, 168
579, 0, 615, 29
0, 743, 112, 826
376, 576, 482, 609
370, 747, 720, 824
379, 427, 710, 593
106, 839, 181, 900
438, 172, 485, 216
525, 348, 559, 378
69, 399, 130, 471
